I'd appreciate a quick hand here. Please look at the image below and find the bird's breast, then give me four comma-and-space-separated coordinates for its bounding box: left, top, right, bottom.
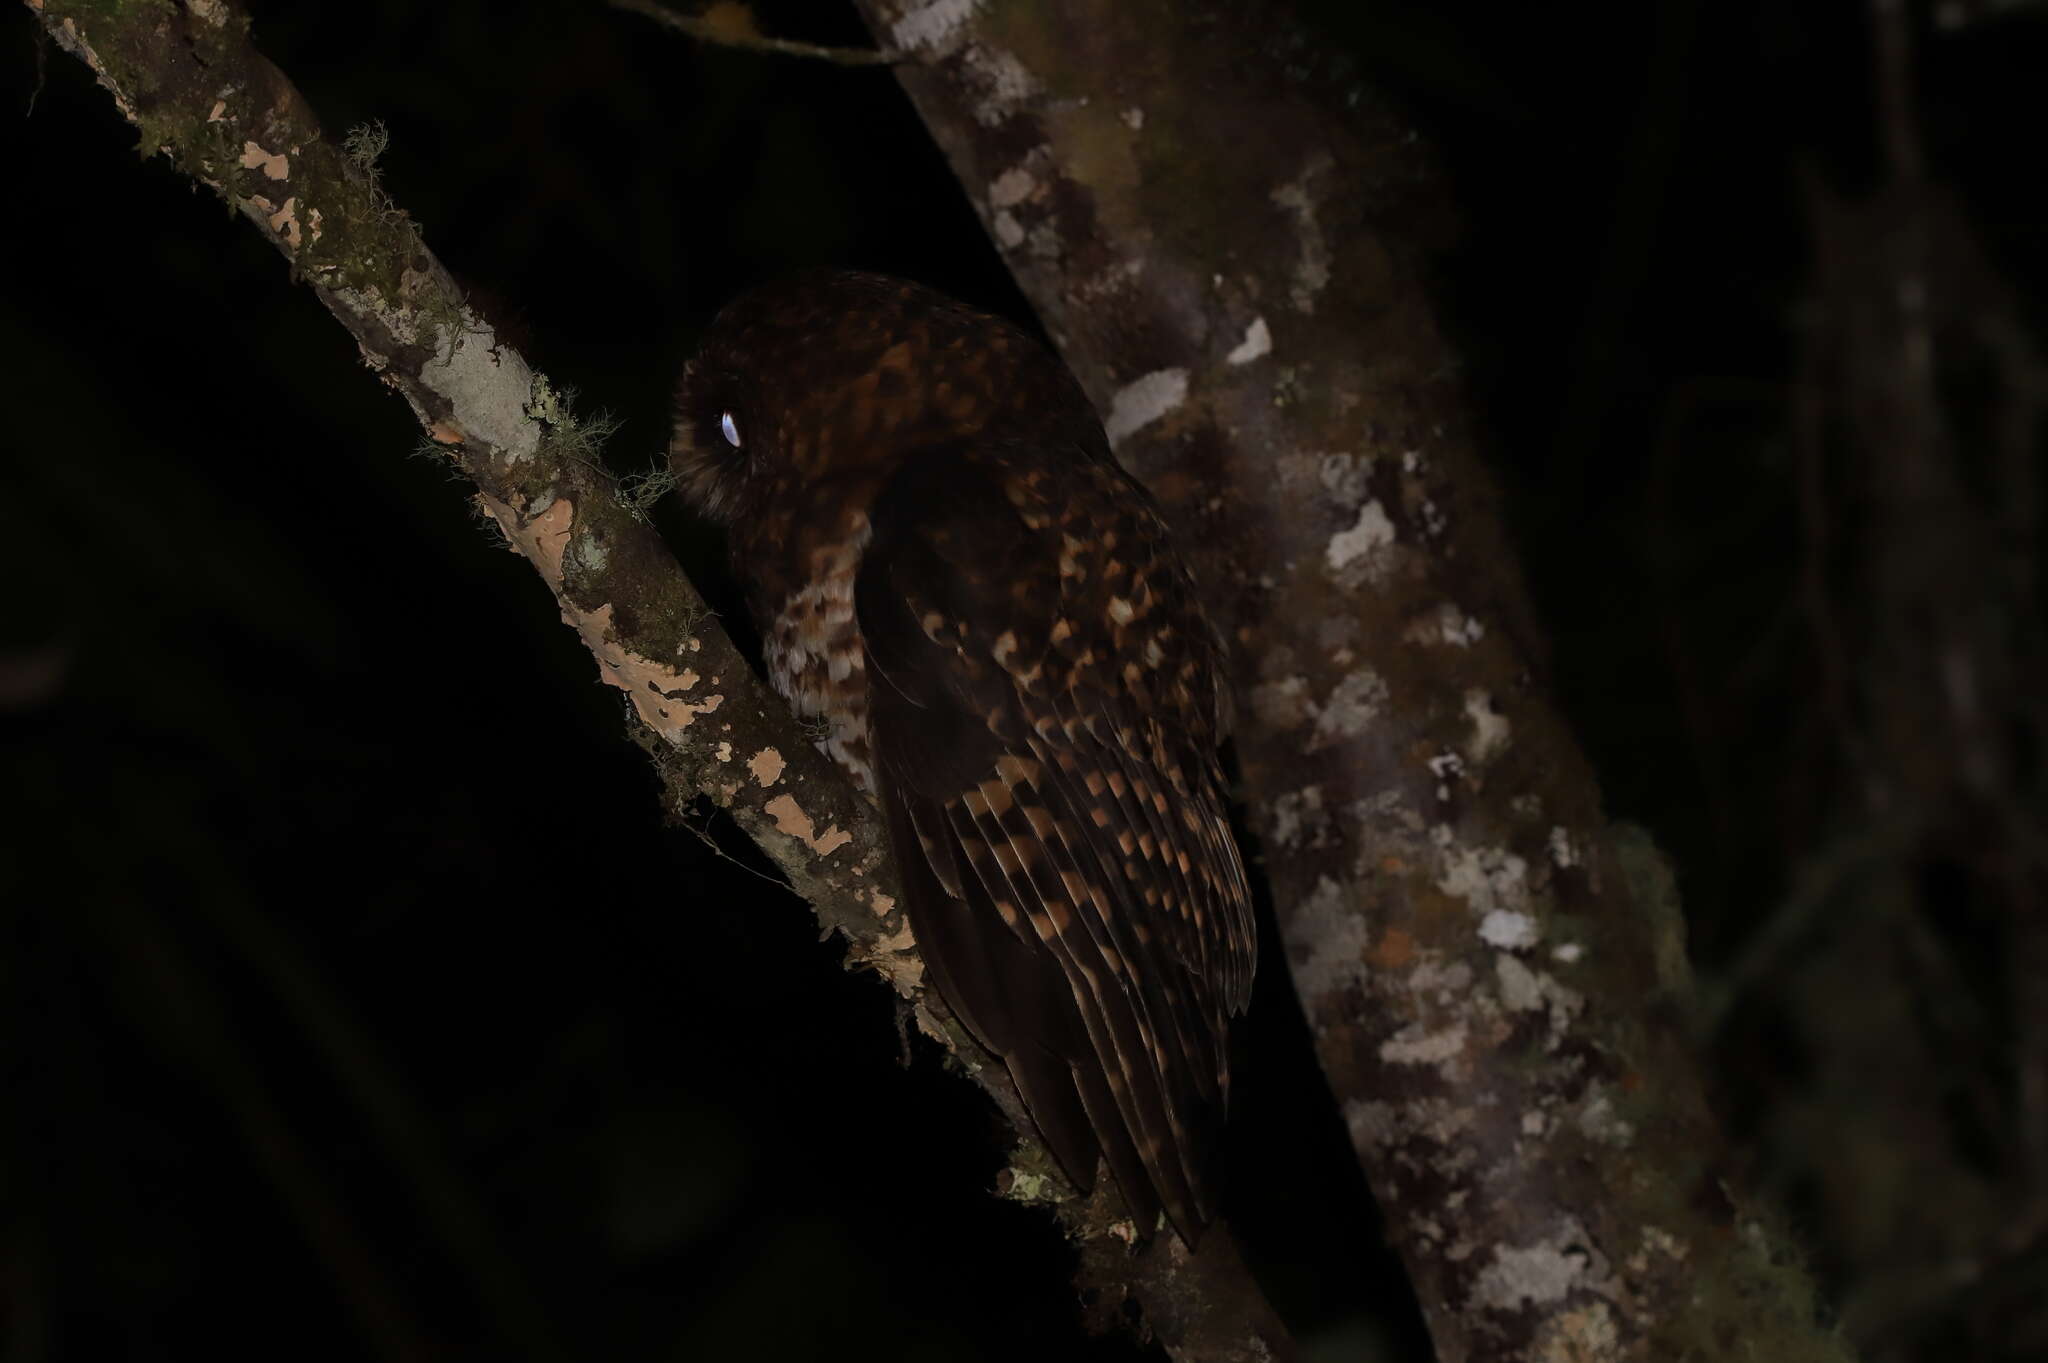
759, 520, 876, 793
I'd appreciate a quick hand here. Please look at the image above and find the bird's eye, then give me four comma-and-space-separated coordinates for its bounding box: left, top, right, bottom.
719, 411, 742, 449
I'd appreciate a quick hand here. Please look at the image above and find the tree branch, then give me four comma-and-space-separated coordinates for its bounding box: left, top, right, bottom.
848, 2, 1856, 1360
25, 1, 1291, 1357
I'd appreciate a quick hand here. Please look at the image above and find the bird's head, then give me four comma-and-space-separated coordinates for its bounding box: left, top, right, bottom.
670, 270, 1106, 527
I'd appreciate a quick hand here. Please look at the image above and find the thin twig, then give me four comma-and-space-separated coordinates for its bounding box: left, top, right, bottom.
677, 799, 793, 890
1698, 812, 1919, 1035
610, 0, 902, 66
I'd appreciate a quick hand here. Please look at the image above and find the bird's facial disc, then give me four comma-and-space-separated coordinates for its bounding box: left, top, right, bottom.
670, 361, 755, 524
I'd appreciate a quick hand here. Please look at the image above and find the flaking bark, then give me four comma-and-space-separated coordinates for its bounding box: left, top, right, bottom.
850, 2, 1856, 1360
25, 1, 1293, 1358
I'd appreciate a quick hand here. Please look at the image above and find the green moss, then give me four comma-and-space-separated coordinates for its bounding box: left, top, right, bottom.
616, 463, 680, 523
1648, 1209, 1859, 1363
342, 120, 390, 176
1611, 821, 1695, 1004
524, 376, 623, 469
997, 1139, 1074, 1209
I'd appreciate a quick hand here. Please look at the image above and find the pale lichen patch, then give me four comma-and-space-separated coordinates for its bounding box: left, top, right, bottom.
1497, 955, 1585, 1036
890, 0, 982, 50
265, 196, 301, 251
1437, 841, 1531, 919
1406, 602, 1487, 648
1283, 876, 1370, 1001
1479, 909, 1540, 951
1630, 1225, 1687, 1271
1495, 953, 1546, 1012
1269, 784, 1331, 849
1346, 1094, 1479, 1154
762, 793, 853, 857
1427, 749, 1465, 799
578, 603, 723, 734
965, 44, 1039, 124
405, 331, 539, 464
1473, 1228, 1600, 1311
478, 495, 724, 735
490, 494, 572, 581
747, 746, 787, 787
565, 527, 609, 575
1405, 957, 1475, 1004
1464, 688, 1511, 763
1325, 500, 1396, 577
988, 165, 1035, 208
854, 919, 924, 993
1104, 368, 1189, 445
1001, 1168, 1055, 1203
1443, 607, 1485, 647
1417, 495, 1449, 539
1534, 1302, 1619, 1363
1343, 1097, 1396, 1150
239, 140, 288, 180
1307, 669, 1389, 750
1379, 1019, 1469, 1067
1225, 315, 1272, 365
1576, 1086, 1635, 1146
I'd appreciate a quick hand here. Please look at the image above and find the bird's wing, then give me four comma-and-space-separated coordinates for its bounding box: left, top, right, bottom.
855, 443, 1253, 1240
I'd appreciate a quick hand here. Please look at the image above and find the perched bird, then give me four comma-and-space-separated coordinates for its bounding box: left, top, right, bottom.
671, 270, 1254, 1241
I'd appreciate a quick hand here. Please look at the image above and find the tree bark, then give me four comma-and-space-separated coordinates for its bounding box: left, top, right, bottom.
849, 2, 1856, 1361
24, 1, 1290, 1358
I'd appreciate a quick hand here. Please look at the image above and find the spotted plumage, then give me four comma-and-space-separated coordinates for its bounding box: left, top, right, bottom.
672, 270, 1254, 1241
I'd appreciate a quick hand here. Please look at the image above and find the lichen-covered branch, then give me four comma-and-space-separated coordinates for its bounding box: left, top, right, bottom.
850, 2, 1855, 1361
25, 2, 1291, 1357
26, 0, 894, 967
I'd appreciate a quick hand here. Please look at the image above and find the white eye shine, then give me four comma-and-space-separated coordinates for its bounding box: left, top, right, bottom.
719, 411, 742, 448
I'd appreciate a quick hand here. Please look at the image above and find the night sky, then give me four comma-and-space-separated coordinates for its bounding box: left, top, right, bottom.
5, 2, 2043, 1359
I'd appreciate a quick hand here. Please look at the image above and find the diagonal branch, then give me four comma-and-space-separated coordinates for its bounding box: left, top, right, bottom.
24, 1, 1291, 1357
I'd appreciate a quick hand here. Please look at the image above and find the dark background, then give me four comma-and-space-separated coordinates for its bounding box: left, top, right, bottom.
4, 1, 2044, 1359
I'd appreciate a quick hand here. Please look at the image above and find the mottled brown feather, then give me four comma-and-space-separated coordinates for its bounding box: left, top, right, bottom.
672, 271, 1254, 1242
856, 444, 1243, 1238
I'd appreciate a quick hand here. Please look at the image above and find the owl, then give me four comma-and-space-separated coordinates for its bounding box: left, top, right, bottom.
671, 270, 1254, 1241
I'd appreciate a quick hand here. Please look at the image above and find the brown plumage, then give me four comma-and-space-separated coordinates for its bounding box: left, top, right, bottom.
671, 270, 1254, 1241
